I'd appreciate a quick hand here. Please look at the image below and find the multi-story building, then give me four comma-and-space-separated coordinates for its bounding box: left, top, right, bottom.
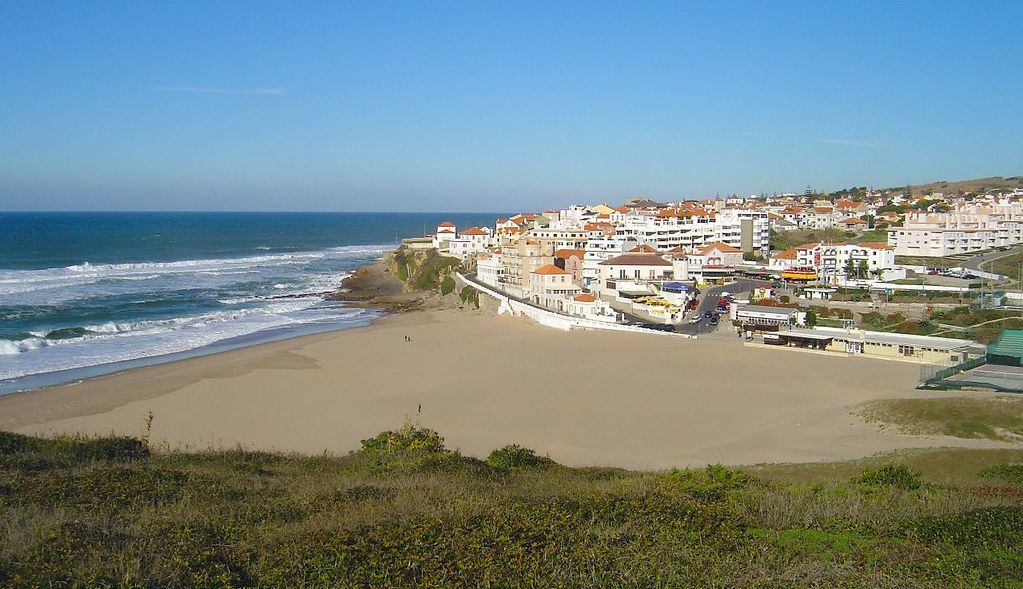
888, 206, 1023, 257
794, 242, 895, 282
581, 235, 639, 286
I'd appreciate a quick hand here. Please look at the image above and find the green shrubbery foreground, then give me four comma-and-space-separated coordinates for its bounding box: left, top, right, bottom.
2, 428, 1023, 587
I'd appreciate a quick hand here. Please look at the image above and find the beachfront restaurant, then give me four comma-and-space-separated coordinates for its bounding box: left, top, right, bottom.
764, 327, 982, 364
763, 330, 833, 350
734, 304, 802, 332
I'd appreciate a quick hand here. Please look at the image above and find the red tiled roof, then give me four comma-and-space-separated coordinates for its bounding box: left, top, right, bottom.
533, 264, 571, 276
573, 293, 598, 302
599, 253, 672, 267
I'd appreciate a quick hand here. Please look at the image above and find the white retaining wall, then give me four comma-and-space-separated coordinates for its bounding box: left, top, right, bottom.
457, 274, 693, 338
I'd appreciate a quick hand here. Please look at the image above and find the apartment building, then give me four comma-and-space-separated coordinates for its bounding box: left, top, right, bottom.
888, 206, 1023, 257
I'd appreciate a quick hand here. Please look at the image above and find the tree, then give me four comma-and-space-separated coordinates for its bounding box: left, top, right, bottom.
805, 309, 817, 327
871, 268, 885, 281
844, 258, 856, 278
857, 260, 870, 279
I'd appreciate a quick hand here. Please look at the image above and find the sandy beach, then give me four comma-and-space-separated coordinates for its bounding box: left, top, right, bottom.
1, 309, 1012, 469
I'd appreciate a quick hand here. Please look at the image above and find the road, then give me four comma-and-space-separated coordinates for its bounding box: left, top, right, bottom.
962, 245, 1023, 273
675, 279, 755, 336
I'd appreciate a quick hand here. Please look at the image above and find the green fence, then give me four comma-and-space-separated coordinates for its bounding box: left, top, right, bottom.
921, 356, 987, 385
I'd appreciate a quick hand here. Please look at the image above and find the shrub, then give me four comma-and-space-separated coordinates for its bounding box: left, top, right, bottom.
779, 295, 790, 303
486, 444, 555, 470
654, 464, 753, 501
440, 275, 455, 295
978, 463, 1023, 485
459, 285, 480, 308
359, 423, 447, 455
0, 431, 148, 463
852, 464, 921, 490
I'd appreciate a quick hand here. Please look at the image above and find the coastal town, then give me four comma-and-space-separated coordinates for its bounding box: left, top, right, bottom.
409, 183, 1023, 390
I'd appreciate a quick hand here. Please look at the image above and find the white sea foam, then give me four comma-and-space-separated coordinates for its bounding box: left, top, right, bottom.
0, 244, 389, 382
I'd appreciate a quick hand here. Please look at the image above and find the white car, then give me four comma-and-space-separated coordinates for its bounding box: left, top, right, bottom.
689, 315, 703, 324
719, 291, 731, 298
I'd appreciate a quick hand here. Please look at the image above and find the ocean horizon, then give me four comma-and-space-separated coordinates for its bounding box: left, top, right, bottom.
0, 211, 502, 394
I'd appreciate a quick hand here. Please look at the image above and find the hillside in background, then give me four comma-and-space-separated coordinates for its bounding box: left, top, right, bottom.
888, 176, 1023, 196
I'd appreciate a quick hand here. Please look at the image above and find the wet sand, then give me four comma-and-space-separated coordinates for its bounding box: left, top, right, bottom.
0, 309, 1012, 469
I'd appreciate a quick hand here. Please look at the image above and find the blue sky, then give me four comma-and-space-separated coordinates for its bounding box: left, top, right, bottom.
1, 1, 1021, 212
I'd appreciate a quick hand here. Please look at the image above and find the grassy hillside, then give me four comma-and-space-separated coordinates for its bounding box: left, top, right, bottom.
3, 425, 1023, 587
889, 176, 1023, 196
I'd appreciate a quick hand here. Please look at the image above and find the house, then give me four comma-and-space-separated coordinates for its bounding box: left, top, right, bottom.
594, 253, 674, 297
553, 248, 585, 281
837, 217, 867, 230
768, 248, 798, 270
476, 253, 504, 288
432, 221, 457, 249
445, 226, 491, 260
563, 293, 619, 323
528, 264, 582, 311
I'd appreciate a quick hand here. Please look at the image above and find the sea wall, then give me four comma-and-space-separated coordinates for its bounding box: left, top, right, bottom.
457, 273, 693, 338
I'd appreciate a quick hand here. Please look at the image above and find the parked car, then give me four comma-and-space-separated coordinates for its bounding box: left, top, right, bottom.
709, 314, 720, 326
704, 310, 715, 319
689, 315, 703, 324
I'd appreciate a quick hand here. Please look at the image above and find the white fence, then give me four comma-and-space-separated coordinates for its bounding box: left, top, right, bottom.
457, 274, 693, 338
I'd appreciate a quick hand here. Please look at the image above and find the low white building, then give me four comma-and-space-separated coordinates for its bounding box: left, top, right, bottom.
582, 235, 639, 286
595, 253, 674, 296
563, 293, 619, 322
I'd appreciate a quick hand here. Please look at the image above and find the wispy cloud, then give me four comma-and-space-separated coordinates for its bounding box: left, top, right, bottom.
819, 138, 884, 149
154, 86, 285, 96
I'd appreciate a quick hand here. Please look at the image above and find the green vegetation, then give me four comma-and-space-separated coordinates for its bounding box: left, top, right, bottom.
458, 285, 480, 308
392, 248, 461, 292
983, 252, 1023, 279
861, 396, 1023, 441
4, 428, 1023, 586
852, 464, 921, 490
770, 228, 852, 251
439, 275, 455, 295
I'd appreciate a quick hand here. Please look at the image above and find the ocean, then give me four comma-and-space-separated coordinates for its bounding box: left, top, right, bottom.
0, 212, 501, 394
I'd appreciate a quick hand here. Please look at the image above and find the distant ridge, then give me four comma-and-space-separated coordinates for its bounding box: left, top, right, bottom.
885, 175, 1023, 195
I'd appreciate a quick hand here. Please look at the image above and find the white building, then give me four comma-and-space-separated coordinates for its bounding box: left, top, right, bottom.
582, 235, 639, 286
432, 221, 457, 249
445, 226, 491, 260
529, 264, 582, 311
795, 242, 895, 282
476, 253, 504, 288
888, 206, 1023, 257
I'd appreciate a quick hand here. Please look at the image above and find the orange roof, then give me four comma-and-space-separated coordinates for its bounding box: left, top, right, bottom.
773, 248, 798, 260
438, 221, 455, 227
461, 227, 488, 235
532, 264, 571, 276
628, 244, 658, 253
573, 293, 598, 302
840, 217, 866, 224
437, 229, 455, 234
614, 206, 630, 213
554, 248, 584, 260
697, 242, 741, 254
796, 242, 822, 250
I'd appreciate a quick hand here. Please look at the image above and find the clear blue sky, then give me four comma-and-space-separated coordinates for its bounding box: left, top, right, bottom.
2, 1, 1021, 212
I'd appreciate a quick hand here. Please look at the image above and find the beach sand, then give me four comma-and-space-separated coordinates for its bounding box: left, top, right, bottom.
0, 309, 1011, 469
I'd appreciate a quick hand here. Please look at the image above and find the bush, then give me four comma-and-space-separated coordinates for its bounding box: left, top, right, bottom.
654, 464, 753, 501
0, 431, 148, 463
486, 444, 555, 470
359, 423, 447, 455
459, 285, 480, 308
978, 463, 1023, 485
779, 295, 790, 303
852, 464, 921, 490
804, 309, 817, 327
440, 275, 455, 295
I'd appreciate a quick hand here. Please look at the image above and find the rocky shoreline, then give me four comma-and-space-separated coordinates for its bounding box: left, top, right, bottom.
327, 251, 424, 312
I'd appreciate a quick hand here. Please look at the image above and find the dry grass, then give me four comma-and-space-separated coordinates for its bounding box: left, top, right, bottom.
859, 396, 1023, 441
